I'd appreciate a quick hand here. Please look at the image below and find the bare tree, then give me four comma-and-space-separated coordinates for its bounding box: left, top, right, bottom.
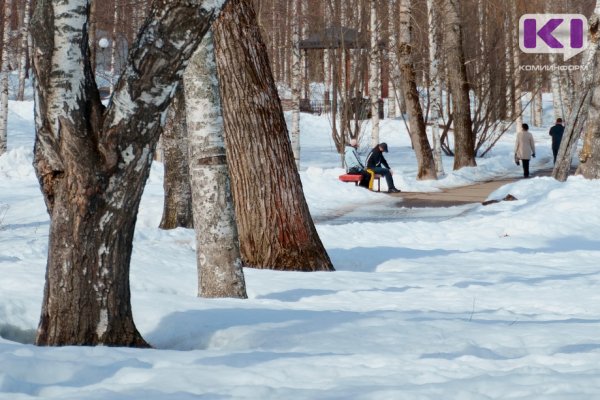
554, 2, 600, 181
397, 0, 436, 180
16, 0, 31, 101
426, 0, 444, 175
290, 0, 301, 168
31, 0, 222, 346
369, 0, 380, 147
159, 87, 193, 230
213, 0, 334, 272
184, 30, 247, 298
442, 0, 476, 169
0, 0, 12, 155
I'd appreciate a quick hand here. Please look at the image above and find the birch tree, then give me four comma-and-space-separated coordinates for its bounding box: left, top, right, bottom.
213, 0, 334, 272
369, 0, 380, 147
442, 0, 476, 169
511, 1, 523, 130
0, 0, 12, 155
159, 87, 193, 230
397, 0, 436, 180
183, 31, 247, 298
426, 0, 444, 175
17, 0, 32, 101
290, 0, 301, 168
554, 3, 600, 181
31, 0, 224, 346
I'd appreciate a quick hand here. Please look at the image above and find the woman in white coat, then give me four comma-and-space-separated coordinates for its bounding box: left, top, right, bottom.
514, 123, 536, 178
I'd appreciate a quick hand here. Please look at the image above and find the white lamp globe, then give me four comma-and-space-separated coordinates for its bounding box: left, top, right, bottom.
98, 38, 110, 49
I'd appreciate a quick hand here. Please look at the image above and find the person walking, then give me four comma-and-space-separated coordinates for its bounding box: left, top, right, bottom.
549, 118, 565, 164
514, 123, 536, 178
343, 139, 370, 188
365, 142, 401, 193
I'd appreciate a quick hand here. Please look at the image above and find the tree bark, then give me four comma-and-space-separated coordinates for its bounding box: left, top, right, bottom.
369, 0, 380, 147
290, 0, 301, 168
0, 0, 13, 155
443, 0, 476, 169
398, 0, 436, 180
184, 31, 247, 298
554, 5, 600, 181
159, 87, 193, 230
213, 0, 334, 272
17, 0, 31, 102
511, 1, 523, 131
31, 0, 222, 346
426, 0, 444, 176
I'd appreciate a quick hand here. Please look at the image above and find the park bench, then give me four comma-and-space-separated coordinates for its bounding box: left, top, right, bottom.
338, 173, 381, 192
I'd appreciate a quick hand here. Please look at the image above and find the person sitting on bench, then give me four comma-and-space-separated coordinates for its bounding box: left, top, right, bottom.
365, 142, 401, 193
343, 139, 371, 189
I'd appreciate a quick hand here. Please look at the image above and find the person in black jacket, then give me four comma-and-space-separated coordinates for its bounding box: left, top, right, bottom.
365, 142, 401, 193
549, 118, 565, 164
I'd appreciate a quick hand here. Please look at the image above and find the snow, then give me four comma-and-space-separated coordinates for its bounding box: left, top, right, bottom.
1, 95, 600, 399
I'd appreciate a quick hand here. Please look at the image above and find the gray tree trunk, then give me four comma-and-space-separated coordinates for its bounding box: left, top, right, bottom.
0, 0, 12, 155
183, 31, 247, 298
159, 87, 193, 230
31, 0, 222, 346
443, 0, 476, 169
17, 0, 31, 101
398, 0, 436, 180
554, 5, 600, 181
213, 0, 334, 272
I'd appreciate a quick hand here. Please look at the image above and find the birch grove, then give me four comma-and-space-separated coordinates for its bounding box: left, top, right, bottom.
0, 0, 12, 155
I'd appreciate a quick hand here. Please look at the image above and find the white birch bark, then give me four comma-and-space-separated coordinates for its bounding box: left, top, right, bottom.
549, 53, 564, 120
300, 0, 308, 99
369, 0, 380, 147
426, 0, 444, 175
109, 0, 119, 94
17, 0, 31, 101
505, 17, 514, 120
183, 31, 247, 299
556, 1, 600, 180
290, 0, 301, 168
534, 59, 543, 127
0, 0, 13, 155
511, 1, 522, 130
387, 0, 398, 119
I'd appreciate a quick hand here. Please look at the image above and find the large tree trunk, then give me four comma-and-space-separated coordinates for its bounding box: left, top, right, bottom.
17, 0, 31, 102
0, 0, 12, 155
398, 0, 436, 180
443, 0, 476, 169
184, 31, 247, 298
369, 0, 380, 147
426, 0, 444, 176
213, 0, 334, 272
554, 5, 600, 181
31, 0, 221, 346
159, 87, 193, 230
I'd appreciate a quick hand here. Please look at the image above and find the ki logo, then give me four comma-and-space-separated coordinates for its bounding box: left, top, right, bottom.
519, 14, 588, 61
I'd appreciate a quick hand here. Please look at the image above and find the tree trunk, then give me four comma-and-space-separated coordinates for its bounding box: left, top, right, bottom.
159, 87, 193, 230
504, 16, 514, 120
290, 0, 301, 168
183, 31, 247, 298
109, 0, 119, 94
511, 1, 523, 130
387, 0, 398, 119
554, 5, 600, 181
549, 53, 564, 120
369, 0, 380, 147
89, 0, 98, 75
443, 0, 476, 169
213, 0, 334, 272
576, 6, 600, 179
398, 0, 436, 180
426, 0, 444, 176
31, 0, 221, 346
17, 0, 31, 102
0, 0, 12, 155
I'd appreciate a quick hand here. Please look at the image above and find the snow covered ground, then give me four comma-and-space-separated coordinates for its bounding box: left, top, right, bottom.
2, 98, 600, 399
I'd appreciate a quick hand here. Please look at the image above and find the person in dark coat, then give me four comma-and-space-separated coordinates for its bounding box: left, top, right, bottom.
549, 118, 565, 164
365, 142, 401, 193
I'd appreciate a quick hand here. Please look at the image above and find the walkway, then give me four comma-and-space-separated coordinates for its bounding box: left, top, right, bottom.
389, 168, 555, 208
